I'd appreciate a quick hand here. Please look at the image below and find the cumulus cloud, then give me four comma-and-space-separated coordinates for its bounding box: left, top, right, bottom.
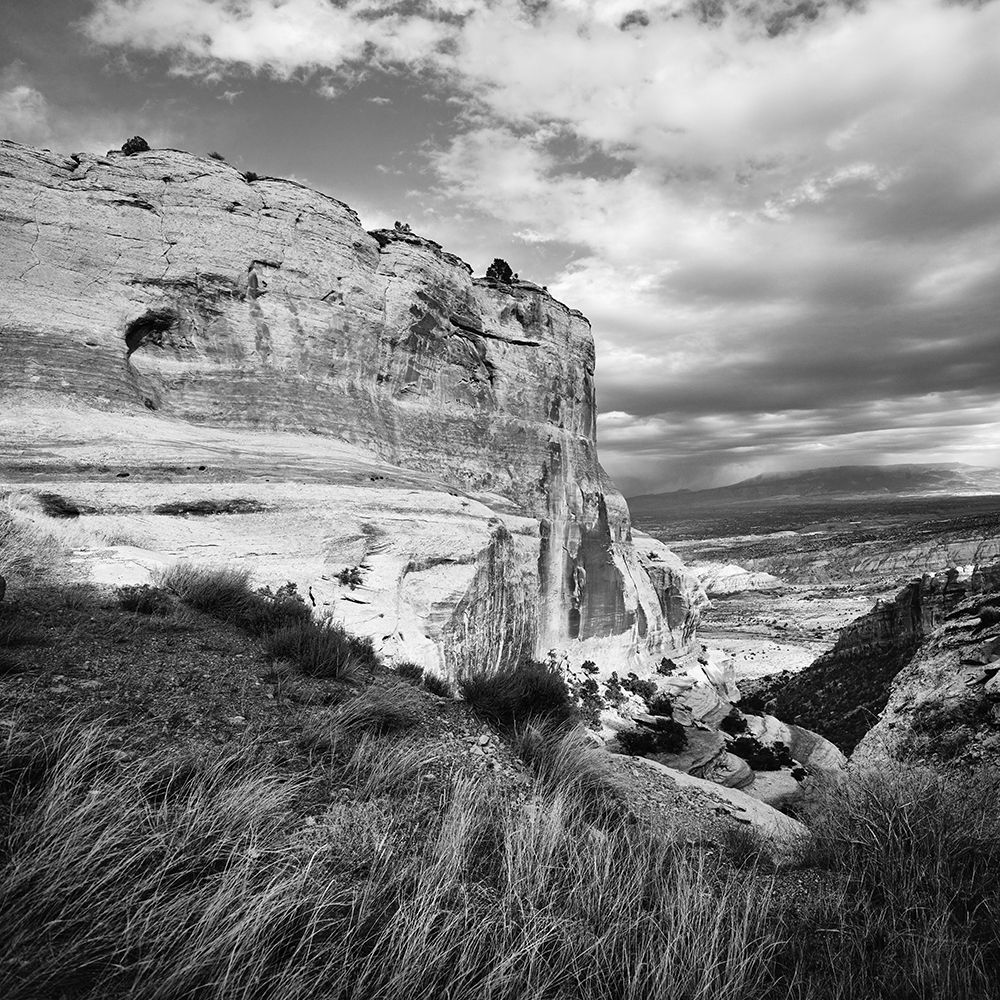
78, 0, 1000, 490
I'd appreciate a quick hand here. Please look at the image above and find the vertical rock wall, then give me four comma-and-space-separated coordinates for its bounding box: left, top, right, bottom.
0, 140, 701, 672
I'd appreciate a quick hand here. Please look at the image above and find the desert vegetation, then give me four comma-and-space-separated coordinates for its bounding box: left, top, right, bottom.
2, 711, 999, 999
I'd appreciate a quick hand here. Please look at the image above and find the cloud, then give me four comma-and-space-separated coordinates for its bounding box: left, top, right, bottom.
77, 0, 1000, 490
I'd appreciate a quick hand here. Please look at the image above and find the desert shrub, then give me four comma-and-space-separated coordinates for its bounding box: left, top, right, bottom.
395, 660, 424, 684
337, 566, 364, 589
459, 660, 576, 728
617, 719, 687, 756
263, 619, 376, 680
720, 707, 749, 735
576, 676, 605, 727
35, 492, 84, 519
728, 735, 794, 771
156, 562, 254, 621
485, 257, 514, 284
602, 671, 627, 708
151, 498, 268, 516
120, 135, 149, 155
423, 672, 453, 697
621, 672, 657, 703
647, 692, 675, 717
243, 581, 312, 634
156, 565, 310, 634
335, 684, 423, 736
116, 583, 174, 616
242, 170, 259, 182
207, 150, 226, 161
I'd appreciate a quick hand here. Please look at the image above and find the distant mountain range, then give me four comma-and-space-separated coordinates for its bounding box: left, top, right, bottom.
628, 463, 1000, 510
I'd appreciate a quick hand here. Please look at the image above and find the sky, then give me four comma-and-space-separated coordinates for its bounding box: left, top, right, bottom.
2, 0, 999, 495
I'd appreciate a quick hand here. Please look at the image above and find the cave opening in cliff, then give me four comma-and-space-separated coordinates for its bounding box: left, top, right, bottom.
124, 308, 178, 357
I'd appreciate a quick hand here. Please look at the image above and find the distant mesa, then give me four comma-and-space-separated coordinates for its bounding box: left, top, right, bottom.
629, 462, 1000, 511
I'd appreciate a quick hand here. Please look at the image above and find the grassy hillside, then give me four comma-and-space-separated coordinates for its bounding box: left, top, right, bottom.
2, 502, 1000, 999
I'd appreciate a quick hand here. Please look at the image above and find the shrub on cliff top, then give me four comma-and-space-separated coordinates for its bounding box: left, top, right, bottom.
460, 660, 575, 729
485, 258, 514, 284
121, 136, 149, 156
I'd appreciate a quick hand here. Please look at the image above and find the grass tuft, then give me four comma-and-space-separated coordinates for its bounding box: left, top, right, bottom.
459, 660, 576, 728
264, 619, 376, 680
335, 684, 423, 736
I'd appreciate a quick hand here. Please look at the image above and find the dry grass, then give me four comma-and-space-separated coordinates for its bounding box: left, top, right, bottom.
2, 720, 999, 1000
264, 619, 376, 680
0, 497, 80, 584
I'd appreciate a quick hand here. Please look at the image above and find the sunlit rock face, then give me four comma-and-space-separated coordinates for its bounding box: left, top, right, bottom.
0, 140, 701, 675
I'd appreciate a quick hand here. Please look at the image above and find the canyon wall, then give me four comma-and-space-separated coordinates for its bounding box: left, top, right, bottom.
0, 140, 702, 675
741, 569, 972, 751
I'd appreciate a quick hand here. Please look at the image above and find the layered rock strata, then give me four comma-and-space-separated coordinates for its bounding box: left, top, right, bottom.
0, 140, 702, 676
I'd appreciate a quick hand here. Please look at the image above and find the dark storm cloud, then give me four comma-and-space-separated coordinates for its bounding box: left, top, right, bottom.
3, 0, 999, 491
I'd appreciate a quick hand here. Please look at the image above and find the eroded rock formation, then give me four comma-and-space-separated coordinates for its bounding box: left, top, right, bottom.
855, 564, 1000, 767
0, 140, 703, 676
743, 568, 981, 752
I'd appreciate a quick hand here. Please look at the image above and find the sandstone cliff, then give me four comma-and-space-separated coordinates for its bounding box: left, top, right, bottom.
0, 140, 703, 677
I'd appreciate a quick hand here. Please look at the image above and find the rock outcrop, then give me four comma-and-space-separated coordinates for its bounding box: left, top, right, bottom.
855, 564, 1000, 767
0, 140, 703, 677
743, 568, 981, 753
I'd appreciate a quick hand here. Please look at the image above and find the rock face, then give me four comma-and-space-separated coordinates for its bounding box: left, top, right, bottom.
743, 568, 978, 752
0, 140, 702, 676
855, 564, 1000, 767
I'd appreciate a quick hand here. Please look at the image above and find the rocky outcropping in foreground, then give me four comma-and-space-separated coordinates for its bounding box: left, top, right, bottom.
0, 140, 703, 678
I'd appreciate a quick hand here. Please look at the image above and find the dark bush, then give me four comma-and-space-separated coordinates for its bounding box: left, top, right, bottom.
263, 619, 376, 681
603, 672, 627, 708
460, 660, 576, 728
395, 661, 424, 684
621, 672, 657, 703
36, 493, 86, 519
151, 499, 268, 516
617, 719, 687, 756
577, 676, 605, 727
243, 581, 312, 634
647, 692, 674, 717
423, 673, 453, 698
337, 566, 364, 590
727, 735, 794, 771
116, 584, 174, 616
157, 565, 310, 634
720, 708, 749, 735
121, 136, 150, 156
208, 151, 227, 161
242, 170, 259, 182
485, 258, 514, 284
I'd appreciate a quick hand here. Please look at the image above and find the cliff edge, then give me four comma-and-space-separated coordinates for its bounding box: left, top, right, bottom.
0, 140, 702, 677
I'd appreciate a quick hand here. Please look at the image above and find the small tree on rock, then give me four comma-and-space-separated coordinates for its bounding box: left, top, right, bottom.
485, 258, 514, 284
121, 136, 150, 156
